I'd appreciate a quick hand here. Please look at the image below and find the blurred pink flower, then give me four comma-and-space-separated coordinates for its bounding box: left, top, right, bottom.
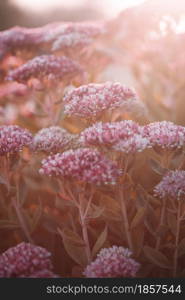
32, 126, 74, 153
50, 22, 105, 53
154, 170, 185, 199
6, 55, 84, 84
113, 134, 150, 154
45, 21, 105, 43
143, 121, 185, 149
0, 26, 43, 60
79, 120, 141, 146
52, 32, 92, 52
0, 82, 28, 99
0, 125, 32, 155
39, 148, 121, 185
63, 82, 137, 118
0, 242, 57, 278
84, 246, 140, 278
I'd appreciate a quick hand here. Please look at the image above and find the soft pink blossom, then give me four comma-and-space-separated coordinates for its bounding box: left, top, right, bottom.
52, 32, 92, 52
50, 22, 105, 53
84, 246, 140, 278
45, 21, 105, 43
154, 170, 185, 199
113, 134, 150, 153
7, 55, 84, 83
32, 126, 74, 153
143, 121, 185, 149
0, 242, 57, 278
0, 125, 32, 155
0, 26, 43, 60
79, 120, 141, 146
39, 148, 121, 185
63, 82, 137, 118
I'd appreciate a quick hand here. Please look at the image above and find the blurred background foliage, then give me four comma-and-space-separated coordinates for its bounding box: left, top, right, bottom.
1, 0, 185, 278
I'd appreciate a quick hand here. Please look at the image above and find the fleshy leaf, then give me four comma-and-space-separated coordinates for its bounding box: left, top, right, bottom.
131, 207, 146, 229
92, 226, 108, 257
143, 246, 172, 269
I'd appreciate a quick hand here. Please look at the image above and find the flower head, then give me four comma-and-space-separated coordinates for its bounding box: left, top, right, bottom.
63, 82, 137, 118
0, 26, 43, 60
50, 22, 105, 53
143, 121, 185, 150
7, 55, 84, 84
45, 21, 105, 42
0, 125, 32, 155
0, 242, 57, 278
52, 32, 92, 52
84, 246, 140, 278
39, 148, 121, 185
113, 134, 150, 153
79, 120, 141, 146
154, 170, 185, 199
32, 126, 74, 153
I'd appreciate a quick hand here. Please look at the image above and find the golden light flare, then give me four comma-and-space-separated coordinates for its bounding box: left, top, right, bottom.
11, 0, 145, 16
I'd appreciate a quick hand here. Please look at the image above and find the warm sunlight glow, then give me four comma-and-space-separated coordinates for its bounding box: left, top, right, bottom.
11, 0, 82, 12
11, 0, 145, 16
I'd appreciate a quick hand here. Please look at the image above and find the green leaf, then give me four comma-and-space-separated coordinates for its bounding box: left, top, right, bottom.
42, 215, 58, 233
131, 207, 146, 229
58, 228, 87, 266
149, 159, 168, 175
167, 212, 177, 235
18, 179, 28, 206
131, 225, 144, 257
31, 200, 43, 233
0, 220, 20, 229
60, 228, 86, 247
0, 175, 8, 186
92, 226, 108, 257
155, 224, 169, 238
100, 194, 120, 220
143, 246, 172, 269
90, 205, 105, 219
178, 238, 185, 257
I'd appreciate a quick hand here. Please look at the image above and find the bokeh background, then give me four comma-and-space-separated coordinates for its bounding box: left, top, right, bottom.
1, 0, 185, 278
0, 0, 145, 29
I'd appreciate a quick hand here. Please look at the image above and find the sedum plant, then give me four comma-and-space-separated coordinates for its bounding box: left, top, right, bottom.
0, 1, 185, 278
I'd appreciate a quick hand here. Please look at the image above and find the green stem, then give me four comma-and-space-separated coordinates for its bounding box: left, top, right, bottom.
173, 200, 181, 277
12, 197, 34, 244
119, 188, 133, 252
155, 198, 166, 250
78, 194, 91, 263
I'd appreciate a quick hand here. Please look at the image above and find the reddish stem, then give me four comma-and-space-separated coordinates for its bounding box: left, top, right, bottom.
173, 200, 181, 277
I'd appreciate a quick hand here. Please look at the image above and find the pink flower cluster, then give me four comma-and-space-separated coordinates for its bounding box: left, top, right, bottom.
52, 32, 92, 52
113, 134, 150, 153
32, 126, 74, 153
79, 120, 141, 146
45, 22, 105, 52
0, 242, 58, 278
0, 22, 105, 59
154, 170, 185, 199
39, 148, 121, 185
0, 125, 32, 155
50, 22, 105, 52
84, 246, 140, 278
79, 121, 150, 153
46, 22, 105, 41
7, 55, 84, 83
63, 82, 137, 118
0, 26, 43, 60
143, 121, 185, 149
